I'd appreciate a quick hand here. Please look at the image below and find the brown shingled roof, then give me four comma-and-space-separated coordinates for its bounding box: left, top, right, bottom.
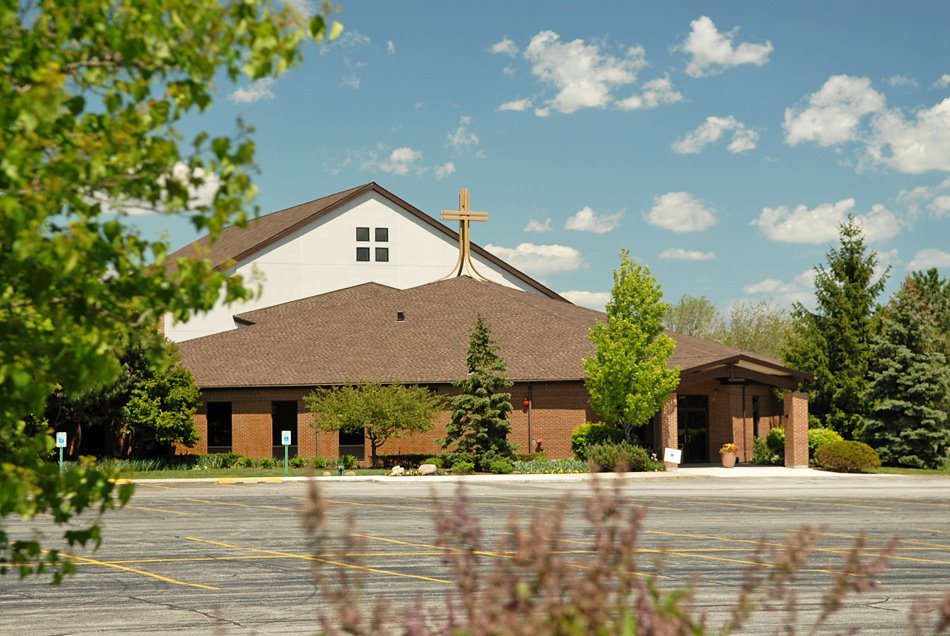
167, 182, 566, 301
178, 276, 805, 389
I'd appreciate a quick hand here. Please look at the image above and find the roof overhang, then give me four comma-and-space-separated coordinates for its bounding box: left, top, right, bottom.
678, 355, 812, 391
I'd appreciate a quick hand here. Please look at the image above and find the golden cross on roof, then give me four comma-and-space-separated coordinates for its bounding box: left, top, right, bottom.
440, 187, 489, 281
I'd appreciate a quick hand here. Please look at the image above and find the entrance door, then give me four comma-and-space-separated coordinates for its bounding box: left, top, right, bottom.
677, 396, 709, 463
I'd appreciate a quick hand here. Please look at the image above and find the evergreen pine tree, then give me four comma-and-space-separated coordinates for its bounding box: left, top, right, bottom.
784, 219, 888, 437
860, 278, 950, 468
441, 316, 515, 468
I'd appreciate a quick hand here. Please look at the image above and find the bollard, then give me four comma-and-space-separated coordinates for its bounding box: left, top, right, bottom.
338, 465, 345, 476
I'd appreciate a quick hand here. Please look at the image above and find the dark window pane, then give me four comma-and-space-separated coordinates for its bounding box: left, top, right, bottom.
356, 247, 370, 262
375, 227, 388, 242
206, 402, 232, 449
356, 227, 370, 241
271, 401, 297, 446
375, 247, 389, 262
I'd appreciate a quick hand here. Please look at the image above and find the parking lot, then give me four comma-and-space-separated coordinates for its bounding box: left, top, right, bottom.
2, 471, 948, 634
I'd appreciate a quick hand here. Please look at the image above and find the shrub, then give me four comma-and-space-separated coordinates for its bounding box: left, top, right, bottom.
586, 441, 651, 472
423, 457, 444, 469
515, 452, 547, 462
752, 436, 781, 465
814, 441, 881, 473
451, 460, 475, 475
512, 459, 588, 474
808, 428, 844, 460
766, 427, 786, 460
258, 457, 277, 469
290, 455, 305, 468
236, 456, 256, 469
570, 422, 623, 460
310, 456, 331, 469
488, 459, 514, 474
339, 454, 358, 469
439, 451, 473, 470
373, 454, 431, 469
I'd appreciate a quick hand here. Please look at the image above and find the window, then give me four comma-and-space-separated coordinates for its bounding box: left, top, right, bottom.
356, 247, 370, 262
339, 428, 365, 461
206, 402, 232, 452
356, 227, 370, 241
356, 226, 389, 262
375, 247, 389, 262
271, 401, 297, 458
375, 227, 388, 242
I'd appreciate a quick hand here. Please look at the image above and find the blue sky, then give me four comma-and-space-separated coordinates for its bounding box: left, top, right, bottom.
140, 1, 950, 311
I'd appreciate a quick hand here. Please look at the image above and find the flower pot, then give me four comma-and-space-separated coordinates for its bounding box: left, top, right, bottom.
720, 451, 737, 468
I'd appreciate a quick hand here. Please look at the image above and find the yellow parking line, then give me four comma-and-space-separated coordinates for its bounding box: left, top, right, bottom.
126, 505, 202, 517
184, 497, 297, 512
483, 494, 682, 512
399, 495, 560, 513
916, 528, 950, 535
819, 531, 950, 550
184, 537, 450, 585
57, 552, 218, 590
320, 498, 434, 513
107, 551, 446, 565
674, 498, 789, 511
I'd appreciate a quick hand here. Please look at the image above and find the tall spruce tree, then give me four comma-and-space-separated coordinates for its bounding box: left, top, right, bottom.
583, 250, 679, 441
860, 278, 950, 468
441, 316, 515, 468
784, 219, 888, 437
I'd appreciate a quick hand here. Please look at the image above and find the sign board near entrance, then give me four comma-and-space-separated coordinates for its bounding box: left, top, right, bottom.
281, 430, 292, 446
56, 432, 67, 448
663, 447, 682, 464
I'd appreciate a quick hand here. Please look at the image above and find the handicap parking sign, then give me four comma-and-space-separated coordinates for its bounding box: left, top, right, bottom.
281, 430, 292, 446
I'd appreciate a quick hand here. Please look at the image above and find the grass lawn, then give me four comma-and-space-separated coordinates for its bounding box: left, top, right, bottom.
116, 467, 390, 479
871, 466, 950, 476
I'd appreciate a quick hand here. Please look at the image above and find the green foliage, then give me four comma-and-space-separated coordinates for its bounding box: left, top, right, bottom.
766, 427, 786, 460
586, 441, 652, 472
752, 436, 781, 465
290, 455, 305, 468
258, 457, 277, 469
570, 422, 624, 460
451, 460, 476, 475
717, 300, 792, 359
859, 277, 950, 468
488, 459, 514, 474
339, 454, 358, 470
237, 456, 257, 469
310, 457, 331, 470
808, 428, 844, 459
424, 457, 444, 469
0, 0, 340, 580
305, 382, 444, 467
814, 441, 882, 473
512, 459, 589, 474
441, 316, 515, 469
664, 294, 722, 339
784, 219, 889, 438
514, 452, 547, 462
583, 250, 680, 440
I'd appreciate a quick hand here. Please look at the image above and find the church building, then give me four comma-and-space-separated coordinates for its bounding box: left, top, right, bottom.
167, 183, 810, 466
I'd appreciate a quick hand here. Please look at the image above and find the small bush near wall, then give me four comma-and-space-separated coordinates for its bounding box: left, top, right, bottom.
808, 428, 844, 460
752, 437, 781, 465
570, 422, 624, 460
515, 452, 547, 462
423, 457, 444, 469
258, 457, 277, 469
310, 457, 331, 469
513, 459, 587, 474
236, 456, 256, 468
814, 441, 881, 473
488, 459, 514, 474
767, 427, 786, 461
586, 442, 651, 472
290, 456, 305, 468
338, 454, 358, 469
374, 454, 431, 469
452, 460, 475, 475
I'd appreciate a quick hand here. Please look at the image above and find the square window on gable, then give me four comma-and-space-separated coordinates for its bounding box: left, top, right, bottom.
356, 247, 370, 262
356, 227, 370, 241
375, 227, 389, 242
375, 247, 389, 262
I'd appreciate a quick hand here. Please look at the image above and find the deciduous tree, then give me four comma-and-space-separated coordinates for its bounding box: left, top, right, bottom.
305, 383, 444, 468
718, 300, 792, 359
583, 250, 679, 441
784, 219, 888, 437
441, 316, 515, 469
664, 295, 722, 339
0, 0, 340, 580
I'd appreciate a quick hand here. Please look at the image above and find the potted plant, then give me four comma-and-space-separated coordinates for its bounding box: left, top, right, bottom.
719, 442, 738, 468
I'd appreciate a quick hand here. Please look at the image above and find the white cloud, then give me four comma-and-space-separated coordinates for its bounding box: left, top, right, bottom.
681, 16, 773, 78
447, 116, 480, 150
534, 107, 551, 117
560, 290, 610, 311
379, 147, 423, 176
434, 162, 455, 180
671, 115, 758, 154
866, 97, 950, 173
503, 65, 517, 76
341, 75, 361, 90
616, 75, 683, 110
484, 242, 583, 276
659, 248, 715, 261
523, 30, 647, 114
645, 192, 717, 232
525, 218, 552, 232
784, 75, 886, 147
491, 37, 519, 56
564, 206, 623, 233
897, 177, 950, 217
887, 74, 919, 89
752, 198, 900, 243
498, 98, 533, 112
907, 248, 950, 270
386, 40, 396, 55
229, 78, 276, 104
743, 270, 816, 308
931, 74, 950, 89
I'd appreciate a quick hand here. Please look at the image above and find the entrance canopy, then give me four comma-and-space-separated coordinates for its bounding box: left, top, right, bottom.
679, 354, 812, 391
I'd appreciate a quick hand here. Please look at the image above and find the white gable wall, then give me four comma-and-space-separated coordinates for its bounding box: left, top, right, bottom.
165, 192, 543, 342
